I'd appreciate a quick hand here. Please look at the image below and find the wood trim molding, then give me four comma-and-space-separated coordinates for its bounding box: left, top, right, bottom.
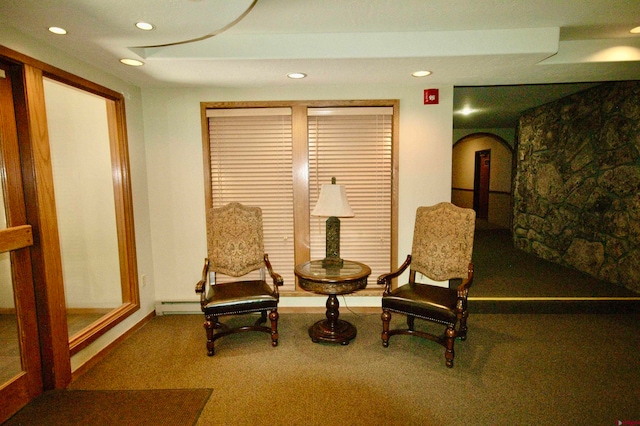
22, 64, 72, 389
0, 225, 32, 252
69, 303, 140, 355
0, 45, 121, 100
453, 187, 512, 195
291, 104, 310, 283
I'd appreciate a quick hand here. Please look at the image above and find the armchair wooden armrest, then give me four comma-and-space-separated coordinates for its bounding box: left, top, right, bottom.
455, 263, 474, 299
264, 254, 283, 294
377, 254, 412, 294
195, 258, 209, 307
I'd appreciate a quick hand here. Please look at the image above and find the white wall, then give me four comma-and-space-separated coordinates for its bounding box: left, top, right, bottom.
142, 84, 454, 304
44, 79, 122, 309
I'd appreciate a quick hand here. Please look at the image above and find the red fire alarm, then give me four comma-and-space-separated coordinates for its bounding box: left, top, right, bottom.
424, 89, 439, 105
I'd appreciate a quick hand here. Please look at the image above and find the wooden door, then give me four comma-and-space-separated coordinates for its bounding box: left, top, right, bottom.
0, 62, 42, 423
473, 149, 491, 220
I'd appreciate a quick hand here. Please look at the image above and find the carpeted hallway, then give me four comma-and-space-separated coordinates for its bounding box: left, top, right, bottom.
471, 227, 639, 298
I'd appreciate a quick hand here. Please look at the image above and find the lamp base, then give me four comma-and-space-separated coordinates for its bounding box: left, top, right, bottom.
322, 256, 344, 269
323, 216, 343, 269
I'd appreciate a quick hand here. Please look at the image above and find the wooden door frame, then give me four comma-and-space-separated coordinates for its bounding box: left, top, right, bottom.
473, 149, 491, 219
0, 61, 43, 423
0, 44, 140, 396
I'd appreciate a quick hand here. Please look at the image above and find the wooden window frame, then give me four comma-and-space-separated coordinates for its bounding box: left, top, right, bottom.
200, 100, 399, 293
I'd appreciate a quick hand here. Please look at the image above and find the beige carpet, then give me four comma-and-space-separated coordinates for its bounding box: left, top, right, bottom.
4, 388, 212, 426
59, 312, 640, 426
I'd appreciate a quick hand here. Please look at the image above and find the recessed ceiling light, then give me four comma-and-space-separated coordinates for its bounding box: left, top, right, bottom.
412, 70, 432, 77
287, 72, 307, 79
120, 58, 144, 67
135, 22, 155, 31
459, 107, 476, 116
631, 26, 640, 34
48, 27, 67, 35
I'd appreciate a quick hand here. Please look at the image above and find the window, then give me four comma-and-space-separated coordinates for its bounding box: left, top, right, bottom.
206, 108, 294, 285
203, 101, 398, 292
308, 107, 393, 283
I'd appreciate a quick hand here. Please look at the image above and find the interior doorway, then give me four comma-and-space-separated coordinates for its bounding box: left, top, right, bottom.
473, 149, 491, 220
452, 133, 512, 229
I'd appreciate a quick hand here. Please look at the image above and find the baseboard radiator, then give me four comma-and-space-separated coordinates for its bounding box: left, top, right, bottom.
156, 295, 381, 315
155, 301, 202, 316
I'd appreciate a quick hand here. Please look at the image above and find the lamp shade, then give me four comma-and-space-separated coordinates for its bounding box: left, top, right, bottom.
311, 183, 354, 218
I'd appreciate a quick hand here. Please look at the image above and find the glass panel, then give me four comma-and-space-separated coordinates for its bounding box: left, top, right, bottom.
0, 181, 22, 383
42, 78, 123, 338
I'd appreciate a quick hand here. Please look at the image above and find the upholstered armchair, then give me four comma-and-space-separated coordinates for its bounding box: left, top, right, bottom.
378, 202, 475, 367
195, 202, 283, 356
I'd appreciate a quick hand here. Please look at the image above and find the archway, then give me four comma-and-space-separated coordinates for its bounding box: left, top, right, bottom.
452, 132, 513, 229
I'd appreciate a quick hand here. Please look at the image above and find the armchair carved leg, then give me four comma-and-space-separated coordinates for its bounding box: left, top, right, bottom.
204, 316, 216, 356
445, 325, 456, 368
269, 310, 279, 347
255, 310, 267, 326
459, 309, 469, 341
407, 315, 415, 331
381, 309, 391, 347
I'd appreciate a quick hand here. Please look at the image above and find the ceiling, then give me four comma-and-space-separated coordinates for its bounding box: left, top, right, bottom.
1, 0, 639, 128
452, 82, 601, 128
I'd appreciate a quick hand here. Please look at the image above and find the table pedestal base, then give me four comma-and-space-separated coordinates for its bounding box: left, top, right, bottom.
309, 294, 357, 345
309, 319, 357, 345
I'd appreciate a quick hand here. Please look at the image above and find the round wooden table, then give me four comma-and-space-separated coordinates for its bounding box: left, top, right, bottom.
295, 259, 371, 345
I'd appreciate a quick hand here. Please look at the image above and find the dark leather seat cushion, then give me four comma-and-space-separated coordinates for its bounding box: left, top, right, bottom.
203, 280, 278, 316
382, 283, 457, 325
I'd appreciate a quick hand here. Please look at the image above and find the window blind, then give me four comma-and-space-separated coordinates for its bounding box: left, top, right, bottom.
308, 107, 393, 284
207, 108, 295, 289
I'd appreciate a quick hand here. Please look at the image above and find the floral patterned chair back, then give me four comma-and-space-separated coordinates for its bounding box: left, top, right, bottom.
410, 202, 475, 282
207, 202, 266, 277
195, 202, 283, 356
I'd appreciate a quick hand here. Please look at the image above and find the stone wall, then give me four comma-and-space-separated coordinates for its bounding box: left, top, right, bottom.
513, 81, 640, 293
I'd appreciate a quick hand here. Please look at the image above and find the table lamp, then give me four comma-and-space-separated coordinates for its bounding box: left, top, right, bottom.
311, 177, 354, 268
